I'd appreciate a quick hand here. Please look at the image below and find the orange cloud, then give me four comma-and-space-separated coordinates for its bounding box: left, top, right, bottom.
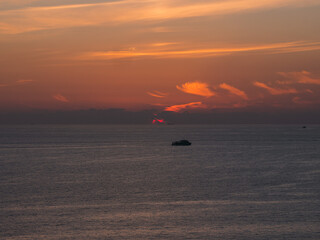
305, 89, 313, 94
165, 102, 205, 112
219, 83, 249, 100
147, 91, 167, 98
232, 102, 249, 108
254, 82, 298, 95
53, 94, 69, 103
0, 79, 34, 88
278, 71, 320, 85
270, 43, 320, 54
16, 79, 34, 84
149, 27, 173, 33
292, 97, 313, 105
150, 42, 178, 47
176, 81, 215, 97
77, 41, 320, 61
1, 0, 319, 34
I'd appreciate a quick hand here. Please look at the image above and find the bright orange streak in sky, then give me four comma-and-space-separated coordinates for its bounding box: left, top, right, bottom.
165, 102, 205, 112
253, 82, 298, 95
76, 41, 320, 60
219, 83, 248, 100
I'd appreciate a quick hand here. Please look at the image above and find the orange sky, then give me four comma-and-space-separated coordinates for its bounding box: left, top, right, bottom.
0, 0, 320, 112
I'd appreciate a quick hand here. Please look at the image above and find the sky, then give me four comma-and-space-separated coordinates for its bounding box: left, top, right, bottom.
1, 0, 320, 114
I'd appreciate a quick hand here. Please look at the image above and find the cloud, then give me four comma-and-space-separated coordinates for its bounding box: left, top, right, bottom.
164, 101, 205, 112
219, 83, 249, 100
0, 0, 41, 10
278, 71, 320, 85
305, 89, 313, 94
53, 94, 69, 103
149, 26, 173, 33
292, 97, 313, 105
147, 91, 167, 98
77, 41, 320, 60
253, 82, 298, 95
150, 42, 179, 47
176, 81, 215, 97
0, 79, 34, 88
16, 79, 34, 84
1, 0, 320, 34
232, 102, 249, 108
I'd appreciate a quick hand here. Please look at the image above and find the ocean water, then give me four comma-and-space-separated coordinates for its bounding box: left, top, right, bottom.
0, 124, 319, 239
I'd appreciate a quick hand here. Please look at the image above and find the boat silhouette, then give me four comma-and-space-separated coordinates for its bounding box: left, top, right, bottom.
172, 140, 192, 146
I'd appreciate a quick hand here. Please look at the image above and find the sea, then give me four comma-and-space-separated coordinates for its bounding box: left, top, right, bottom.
0, 124, 319, 239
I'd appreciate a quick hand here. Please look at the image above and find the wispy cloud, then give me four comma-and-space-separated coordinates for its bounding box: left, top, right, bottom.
305, 89, 313, 94
147, 91, 167, 98
53, 94, 69, 103
165, 101, 205, 112
16, 79, 34, 84
76, 41, 320, 60
0, 0, 41, 10
1, 0, 320, 34
219, 83, 248, 100
254, 82, 298, 95
0, 79, 34, 88
150, 42, 178, 47
176, 81, 215, 97
149, 26, 173, 33
292, 96, 314, 105
278, 71, 320, 85
270, 43, 320, 54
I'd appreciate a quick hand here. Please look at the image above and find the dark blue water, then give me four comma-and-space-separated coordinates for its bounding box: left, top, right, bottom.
0, 125, 319, 239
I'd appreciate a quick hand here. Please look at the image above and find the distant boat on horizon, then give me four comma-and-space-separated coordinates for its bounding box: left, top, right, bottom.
172, 140, 192, 146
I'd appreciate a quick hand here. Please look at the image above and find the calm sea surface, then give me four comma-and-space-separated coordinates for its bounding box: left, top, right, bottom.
0, 125, 319, 239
